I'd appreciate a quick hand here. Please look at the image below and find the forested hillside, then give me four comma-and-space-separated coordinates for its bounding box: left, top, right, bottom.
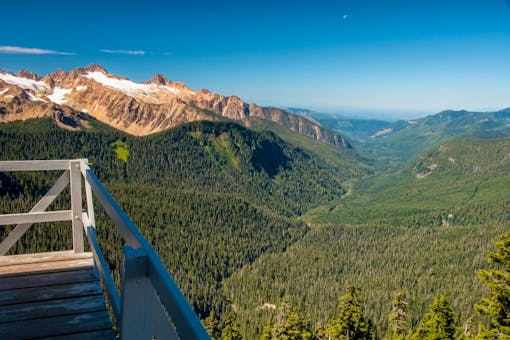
0, 118, 353, 321
224, 137, 510, 338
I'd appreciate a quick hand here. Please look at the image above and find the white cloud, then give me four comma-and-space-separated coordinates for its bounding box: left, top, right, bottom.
0, 46, 75, 55
342, 14, 349, 20
100, 49, 146, 55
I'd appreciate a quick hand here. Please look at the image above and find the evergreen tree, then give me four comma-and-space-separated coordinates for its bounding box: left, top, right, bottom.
475, 233, 510, 339
222, 311, 242, 340
203, 311, 221, 339
413, 294, 455, 340
326, 286, 373, 339
388, 292, 408, 340
271, 301, 313, 340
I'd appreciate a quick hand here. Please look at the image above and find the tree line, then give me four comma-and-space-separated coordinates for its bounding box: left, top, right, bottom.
205, 233, 510, 339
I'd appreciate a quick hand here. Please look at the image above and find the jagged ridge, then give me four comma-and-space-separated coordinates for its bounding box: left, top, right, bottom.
0, 65, 349, 148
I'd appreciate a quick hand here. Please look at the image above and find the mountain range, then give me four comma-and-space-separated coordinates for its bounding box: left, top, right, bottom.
0, 65, 349, 148
289, 107, 510, 167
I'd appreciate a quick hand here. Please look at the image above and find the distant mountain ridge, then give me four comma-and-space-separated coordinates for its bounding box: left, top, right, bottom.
294, 107, 510, 166
364, 108, 510, 163
287, 107, 391, 141
0, 65, 349, 148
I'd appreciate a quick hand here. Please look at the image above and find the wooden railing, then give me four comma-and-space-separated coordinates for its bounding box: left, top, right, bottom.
0, 159, 210, 340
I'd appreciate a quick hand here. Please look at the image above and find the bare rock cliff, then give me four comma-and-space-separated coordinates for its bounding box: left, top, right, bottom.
0, 65, 349, 148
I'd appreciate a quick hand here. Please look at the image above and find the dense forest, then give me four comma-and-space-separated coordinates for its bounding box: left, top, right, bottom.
1, 118, 509, 339
0, 118, 349, 321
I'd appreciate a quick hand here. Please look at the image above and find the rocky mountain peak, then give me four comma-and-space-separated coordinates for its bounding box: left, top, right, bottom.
197, 89, 212, 96
83, 64, 108, 73
148, 73, 172, 86
17, 69, 39, 80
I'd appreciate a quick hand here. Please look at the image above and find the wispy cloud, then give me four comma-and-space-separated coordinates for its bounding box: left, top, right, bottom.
342, 14, 349, 20
0, 45, 75, 55
100, 49, 146, 55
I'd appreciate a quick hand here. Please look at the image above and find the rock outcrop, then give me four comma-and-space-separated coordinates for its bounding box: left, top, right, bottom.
0, 65, 349, 148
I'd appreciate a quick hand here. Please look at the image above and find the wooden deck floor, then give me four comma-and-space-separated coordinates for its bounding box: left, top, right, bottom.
0, 251, 115, 339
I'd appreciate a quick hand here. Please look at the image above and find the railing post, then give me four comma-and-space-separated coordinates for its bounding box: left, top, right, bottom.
82, 159, 96, 229
120, 245, 151, 340
70, 160, 84, 253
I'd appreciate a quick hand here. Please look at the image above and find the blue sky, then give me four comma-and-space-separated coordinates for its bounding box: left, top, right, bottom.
1, 0, 510, 119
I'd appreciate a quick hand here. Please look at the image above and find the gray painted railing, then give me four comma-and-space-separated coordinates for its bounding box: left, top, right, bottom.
0, 159, 210, 340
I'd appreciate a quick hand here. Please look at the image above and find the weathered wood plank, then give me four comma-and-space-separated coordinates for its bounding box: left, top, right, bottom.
70, 160, 84, 253
0, 268, 97, 291
120, 246, 180, 339
0, 170, 70, 255
79, 159, 90, 177
85, 226, 121, 321
150, 290, 180, 340
0, 294, 106, 323
0, 281, 102, 306
81, 161, 96, 229
148, 250, 210, 340
0, 160, 72, 171
38, 328, 116, 340
0, 310, 112, 339
0, 258, 94, 277
120, 246, 149, 340
0, 251, 92, 267
84, 184, 96, 226
0, 210, 72, 226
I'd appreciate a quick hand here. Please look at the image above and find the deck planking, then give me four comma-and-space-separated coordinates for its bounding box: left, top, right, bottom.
0, 251, 115, 339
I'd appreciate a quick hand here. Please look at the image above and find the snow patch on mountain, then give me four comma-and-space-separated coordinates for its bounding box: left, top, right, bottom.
163, 85, 179, 95
27, 92, 47, 102
84, 71, 152, 96
47, 87, 72, 104
84, 71, 179, 97
0, 72, 48, 92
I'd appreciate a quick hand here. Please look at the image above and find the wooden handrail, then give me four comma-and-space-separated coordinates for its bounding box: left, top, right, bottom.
83, 222, 121, 321
0, 159, 210, 340
0, 211, 72, 225
0, 159, 72, 171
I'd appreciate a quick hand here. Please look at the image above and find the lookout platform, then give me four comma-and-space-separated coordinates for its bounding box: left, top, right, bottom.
0, 160, 210, 340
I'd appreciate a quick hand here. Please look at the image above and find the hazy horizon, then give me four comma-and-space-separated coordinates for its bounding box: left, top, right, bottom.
275, 103, 509, 122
